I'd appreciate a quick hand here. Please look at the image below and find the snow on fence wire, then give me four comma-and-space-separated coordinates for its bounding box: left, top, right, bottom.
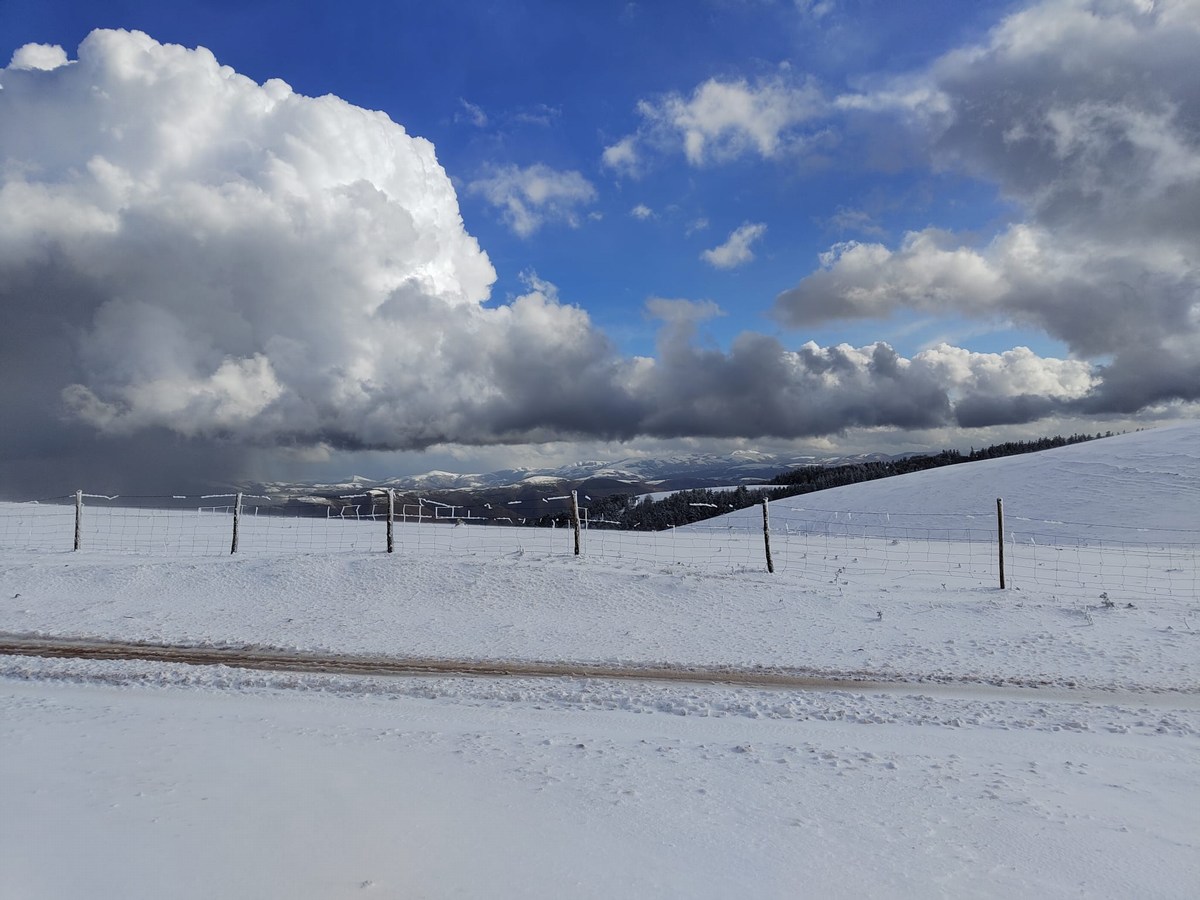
0, 491, 1196, 602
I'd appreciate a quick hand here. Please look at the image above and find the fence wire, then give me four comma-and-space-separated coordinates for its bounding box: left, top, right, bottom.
1, 494, 1195, 603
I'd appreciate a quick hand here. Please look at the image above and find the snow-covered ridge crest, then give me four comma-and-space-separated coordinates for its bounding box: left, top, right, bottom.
253, 448, 907, 497
712, 421, 1200, 540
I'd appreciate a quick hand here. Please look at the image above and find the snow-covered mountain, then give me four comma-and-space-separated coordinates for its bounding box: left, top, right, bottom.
253, 450, 906, 501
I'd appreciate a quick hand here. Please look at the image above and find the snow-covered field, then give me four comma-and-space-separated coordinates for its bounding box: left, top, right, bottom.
2, 425, 1198, 898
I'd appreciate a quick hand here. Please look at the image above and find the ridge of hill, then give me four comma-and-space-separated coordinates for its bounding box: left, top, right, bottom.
713, 422, 1200, 544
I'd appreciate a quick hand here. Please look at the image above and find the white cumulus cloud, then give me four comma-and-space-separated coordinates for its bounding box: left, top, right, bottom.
8, 42, 69, 70
702, 223, 768, 269
610, 74, 825, 169
0, 30, 623, 489
601, 135, 641, 177
467, 163, 598, 237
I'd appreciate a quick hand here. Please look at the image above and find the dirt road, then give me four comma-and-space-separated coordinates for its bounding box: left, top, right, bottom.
4, 631, 1198, 708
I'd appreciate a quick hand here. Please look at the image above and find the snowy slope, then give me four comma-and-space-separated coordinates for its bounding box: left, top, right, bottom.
715, 423, 1200, 544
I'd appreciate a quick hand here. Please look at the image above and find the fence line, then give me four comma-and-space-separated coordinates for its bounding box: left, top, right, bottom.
0, 493, 1196, 602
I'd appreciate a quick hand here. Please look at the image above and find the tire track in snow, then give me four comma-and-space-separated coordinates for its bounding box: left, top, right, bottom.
2, 632, 1197, 707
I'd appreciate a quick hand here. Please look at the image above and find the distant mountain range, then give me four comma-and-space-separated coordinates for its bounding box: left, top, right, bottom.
247, 450, 908, 512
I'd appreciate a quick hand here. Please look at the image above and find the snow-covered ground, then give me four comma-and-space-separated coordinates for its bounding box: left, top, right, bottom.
2, 425, 1198, 898
719, 422, 1200, 543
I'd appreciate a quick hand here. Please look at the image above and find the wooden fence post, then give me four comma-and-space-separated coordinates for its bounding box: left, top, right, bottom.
74, 489, 83, 551
387, 489, 395, 554
761, 498, 774, 574
230, 492, 243, 555
996, 497, 1005, 589
570, 490, 581, 556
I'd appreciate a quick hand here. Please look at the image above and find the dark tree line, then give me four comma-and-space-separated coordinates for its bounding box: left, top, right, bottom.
770, 432, 1111, 492
577, 432, 1113, 532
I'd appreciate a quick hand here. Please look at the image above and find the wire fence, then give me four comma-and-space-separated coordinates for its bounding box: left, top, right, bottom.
731, 504, 1199, 602
1, 492, 1196, 603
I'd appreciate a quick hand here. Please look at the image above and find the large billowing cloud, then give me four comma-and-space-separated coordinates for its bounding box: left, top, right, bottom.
776, 0, 1200, 414
0, 27, 1173, 493
0, 30, 558, 489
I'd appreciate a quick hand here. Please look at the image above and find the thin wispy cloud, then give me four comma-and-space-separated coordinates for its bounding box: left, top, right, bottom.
825, 206, 885, 237
455, 98, 488, 128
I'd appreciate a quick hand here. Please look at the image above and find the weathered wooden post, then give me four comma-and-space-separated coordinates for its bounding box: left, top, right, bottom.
386, 489, 395, 554
996, 497, 1005, 589
761, 498, 774, 574
230, 492, 243, 555
570, 490, 581, 556
73, 489, 83, 551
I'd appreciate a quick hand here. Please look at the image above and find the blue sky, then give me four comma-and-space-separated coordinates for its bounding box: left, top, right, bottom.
1, 1, 1197, 489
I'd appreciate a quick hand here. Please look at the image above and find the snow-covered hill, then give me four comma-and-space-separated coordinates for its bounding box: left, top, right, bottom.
713, 423, 1200, 544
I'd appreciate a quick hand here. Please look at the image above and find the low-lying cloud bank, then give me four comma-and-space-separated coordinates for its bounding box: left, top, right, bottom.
0, 21, 1192, 491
